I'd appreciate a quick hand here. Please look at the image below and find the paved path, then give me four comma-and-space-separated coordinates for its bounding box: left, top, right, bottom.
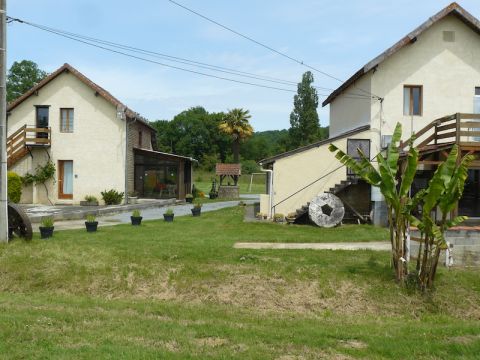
34, 196, 259, 231
234, 241, 390, 251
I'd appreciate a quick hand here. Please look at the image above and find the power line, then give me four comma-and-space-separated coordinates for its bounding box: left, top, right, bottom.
7, 17, 371, 98
8, 16, 373, 100
166, 0, 383, 100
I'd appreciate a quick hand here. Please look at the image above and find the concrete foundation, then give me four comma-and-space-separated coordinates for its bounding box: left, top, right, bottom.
218, 186, 239, 199
410, 229, 480, 267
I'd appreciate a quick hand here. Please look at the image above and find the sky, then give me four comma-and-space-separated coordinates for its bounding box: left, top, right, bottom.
7, 0, 480, 131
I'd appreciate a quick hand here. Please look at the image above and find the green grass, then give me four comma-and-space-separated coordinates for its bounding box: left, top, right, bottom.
194, 171, 266, 195
0, 207, 479, 359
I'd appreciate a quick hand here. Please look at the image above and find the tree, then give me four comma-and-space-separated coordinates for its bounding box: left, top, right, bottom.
219, 108, 254, 163
329, 123, 473, 290
289, 71, 320, 148
7, 60, 47, 102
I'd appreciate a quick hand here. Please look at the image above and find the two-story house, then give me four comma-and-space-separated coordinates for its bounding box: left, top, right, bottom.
7, 63, 194, 205
259, 2, 480, 225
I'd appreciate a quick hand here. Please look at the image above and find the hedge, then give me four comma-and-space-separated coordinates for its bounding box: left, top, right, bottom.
7, 171, 22, 203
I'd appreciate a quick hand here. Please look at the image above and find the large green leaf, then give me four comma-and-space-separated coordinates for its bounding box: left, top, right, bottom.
399, 145, 419, 198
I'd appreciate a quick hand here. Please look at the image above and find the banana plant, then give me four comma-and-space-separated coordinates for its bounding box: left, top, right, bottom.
329, 123, 418, 282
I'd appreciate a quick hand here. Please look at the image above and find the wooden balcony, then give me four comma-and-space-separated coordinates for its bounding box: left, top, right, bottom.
7, 125, 51, 167
401, 113, 480, 152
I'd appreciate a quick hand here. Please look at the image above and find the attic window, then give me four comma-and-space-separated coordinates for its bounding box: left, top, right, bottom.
443, 31, 455, 42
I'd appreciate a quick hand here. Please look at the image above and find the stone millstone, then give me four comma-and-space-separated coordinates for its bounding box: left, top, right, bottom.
308, 193, 345, 228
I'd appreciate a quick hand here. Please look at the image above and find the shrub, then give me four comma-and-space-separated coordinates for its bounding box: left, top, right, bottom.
101, 189, 124, 205
274, 213, 284, 222
86, 214, 96, 222
164, 208, 174, 215
132, 209, 141, 217
7, 171, 22, 203
186, 194, 193, 199
241, 159, 260, 174
41, 217, 54, 227
84, 195, 98, 203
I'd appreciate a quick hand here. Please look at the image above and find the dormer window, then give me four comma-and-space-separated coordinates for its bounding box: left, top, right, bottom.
404, 85, 423, 116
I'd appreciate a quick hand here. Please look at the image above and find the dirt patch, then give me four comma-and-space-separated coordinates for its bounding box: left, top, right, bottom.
338, 340, 367, 349
194, 337, 229, 347
449, 335, 480, 345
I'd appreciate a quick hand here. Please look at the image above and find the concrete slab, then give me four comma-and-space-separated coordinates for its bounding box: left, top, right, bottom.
233, 242, 390, 251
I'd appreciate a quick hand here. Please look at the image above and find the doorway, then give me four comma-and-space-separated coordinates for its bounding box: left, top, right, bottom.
459, 169, 480, 217
58, 160, 73, 199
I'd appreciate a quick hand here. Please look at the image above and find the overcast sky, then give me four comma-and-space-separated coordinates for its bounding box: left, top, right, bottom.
7, 1, 480, 131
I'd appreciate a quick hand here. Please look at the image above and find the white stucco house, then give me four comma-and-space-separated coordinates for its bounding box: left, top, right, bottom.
7, 63, 194, 205
259, 2, 480, 225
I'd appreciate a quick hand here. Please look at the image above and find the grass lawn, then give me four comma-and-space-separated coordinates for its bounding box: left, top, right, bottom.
193, 171, 266, 195
1, 207, 479, 359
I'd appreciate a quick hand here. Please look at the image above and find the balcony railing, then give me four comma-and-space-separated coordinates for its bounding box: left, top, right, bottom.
7, 125, 51, 167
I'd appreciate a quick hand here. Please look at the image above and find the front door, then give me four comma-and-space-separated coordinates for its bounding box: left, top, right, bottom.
58, 160, 73, 199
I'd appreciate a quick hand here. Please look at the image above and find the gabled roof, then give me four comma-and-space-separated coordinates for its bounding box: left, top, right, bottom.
258, 125, 370, 166
216, 163, 241, 176
7, 63, 155, 131
322, 2, 480, 107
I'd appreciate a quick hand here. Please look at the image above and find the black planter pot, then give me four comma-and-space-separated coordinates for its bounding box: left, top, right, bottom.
85, 221, 98, 232
131, 216, 143, 226
186, 197, 193, 203
163, 214, 174, 222
39, 226, 54, 239
191, 208, 201, 217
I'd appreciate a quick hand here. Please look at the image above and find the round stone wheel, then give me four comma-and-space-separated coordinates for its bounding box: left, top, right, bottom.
8, 203, 33, 241
308, 193, 345, 228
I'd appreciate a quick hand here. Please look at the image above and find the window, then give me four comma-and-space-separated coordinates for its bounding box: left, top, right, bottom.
60, 108, 74, 133
475, 87, 480, 113
138, 131, 143, 147
35, 106, 49, 138
404, 85, 422, 116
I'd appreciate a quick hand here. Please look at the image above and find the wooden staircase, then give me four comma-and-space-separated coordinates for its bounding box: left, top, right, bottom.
7, 125, 51, 167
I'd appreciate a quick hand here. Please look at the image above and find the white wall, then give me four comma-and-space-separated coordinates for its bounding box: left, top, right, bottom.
8, 71, 126, 204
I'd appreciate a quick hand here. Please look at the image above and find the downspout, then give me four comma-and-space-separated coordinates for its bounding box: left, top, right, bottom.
260, 166, 274, 219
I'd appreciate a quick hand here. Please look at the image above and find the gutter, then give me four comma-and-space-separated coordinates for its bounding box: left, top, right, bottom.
260, 166, 274, 219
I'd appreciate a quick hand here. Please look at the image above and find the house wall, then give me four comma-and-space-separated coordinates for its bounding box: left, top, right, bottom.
264, 129, 371, 216
7, 71, 126, 204
126, 121, 154, 195
329, 73, 372, 138
372, 15, 480, 145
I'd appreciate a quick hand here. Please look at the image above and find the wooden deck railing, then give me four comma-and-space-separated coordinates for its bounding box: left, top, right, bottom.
7, 125, 51, 167
401, 113, 480, 150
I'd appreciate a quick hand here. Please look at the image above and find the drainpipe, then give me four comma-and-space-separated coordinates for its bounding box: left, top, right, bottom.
261, 166, 274, 219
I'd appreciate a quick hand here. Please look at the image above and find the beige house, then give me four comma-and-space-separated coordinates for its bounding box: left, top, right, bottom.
7, 63, 194, 205
260, 2, 480, 225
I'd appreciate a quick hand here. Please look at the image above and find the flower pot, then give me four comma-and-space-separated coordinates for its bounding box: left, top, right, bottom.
186, 197, 193, 203
191, 208, 201, 217
163, 214, 174, 222
39, 226, 54, 239
131, 216, 143, 226
128, 196, 138, 204
85, 221, 98, 232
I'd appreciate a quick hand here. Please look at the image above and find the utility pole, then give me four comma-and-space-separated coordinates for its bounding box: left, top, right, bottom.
0, 0, 8, 243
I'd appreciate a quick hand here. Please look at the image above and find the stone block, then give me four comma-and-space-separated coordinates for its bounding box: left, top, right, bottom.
218, 186, 239, 199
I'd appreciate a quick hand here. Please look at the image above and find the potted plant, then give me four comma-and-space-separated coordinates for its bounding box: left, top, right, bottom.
131, 209, 143, 226
186, 194, 194, 203
39, 217, 54, 239
274, 213, 285, 223
128, 191, 139, 204
238, 201, 246, 207
256, 212, 264, 220
163, 208, 174, 222
191, 202, 202, 217
85, 214, 98, 232
286, 212, 297, 224
80, 195, 99, 206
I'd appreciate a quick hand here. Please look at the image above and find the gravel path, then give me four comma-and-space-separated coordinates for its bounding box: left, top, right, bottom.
34, 197, 258, 231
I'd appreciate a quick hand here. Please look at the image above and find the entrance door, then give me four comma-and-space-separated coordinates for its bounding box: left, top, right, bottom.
459, 170, 480, 217
58, 160, 73, 199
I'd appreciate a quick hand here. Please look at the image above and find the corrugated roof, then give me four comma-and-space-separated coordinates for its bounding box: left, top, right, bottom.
322, 2, 480, 107
7, 63, 156, 131
258, 125, 370, 165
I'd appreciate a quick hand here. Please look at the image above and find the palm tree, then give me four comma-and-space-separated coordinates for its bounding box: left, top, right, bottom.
219, 108, 254, 163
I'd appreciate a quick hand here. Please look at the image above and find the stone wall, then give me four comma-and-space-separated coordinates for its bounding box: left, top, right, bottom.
410, 230, 480, 267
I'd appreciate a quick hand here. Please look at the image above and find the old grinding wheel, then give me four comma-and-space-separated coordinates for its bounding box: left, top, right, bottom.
7, 203, 33, 241
308, 193, 345, 228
